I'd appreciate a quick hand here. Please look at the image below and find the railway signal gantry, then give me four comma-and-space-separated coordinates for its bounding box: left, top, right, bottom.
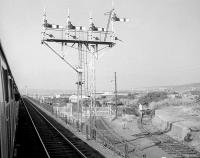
41, 7, 128, 135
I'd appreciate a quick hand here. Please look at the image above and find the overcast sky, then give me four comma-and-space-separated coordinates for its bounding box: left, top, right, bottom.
0, 0, 200, 91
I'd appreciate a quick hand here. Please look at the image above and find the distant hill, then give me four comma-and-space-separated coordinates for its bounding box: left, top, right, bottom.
20, 83, 200, 96
132, 83, 200, 92
163, 83, 200, 92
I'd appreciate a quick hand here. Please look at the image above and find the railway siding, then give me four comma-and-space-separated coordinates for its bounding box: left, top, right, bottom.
152, 106, 200, 151
139, 115, 200, 158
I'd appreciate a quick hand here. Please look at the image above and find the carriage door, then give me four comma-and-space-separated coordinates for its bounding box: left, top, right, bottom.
0, 59, 3, 158
1, 67, 9, 158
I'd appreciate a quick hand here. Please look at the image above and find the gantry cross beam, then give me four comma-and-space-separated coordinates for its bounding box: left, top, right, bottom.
43, 39, 115, 47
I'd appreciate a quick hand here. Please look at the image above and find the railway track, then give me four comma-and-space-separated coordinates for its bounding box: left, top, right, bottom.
22, 97, 105, 158
95, 118, 145, 158
14, 100, 49, 158
137, 115, 200, 158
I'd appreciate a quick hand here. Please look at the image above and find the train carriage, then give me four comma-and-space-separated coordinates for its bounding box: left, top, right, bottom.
0, 42, 20, 158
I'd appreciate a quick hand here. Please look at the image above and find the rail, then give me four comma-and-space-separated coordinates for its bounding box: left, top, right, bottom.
22, 99, 51, 158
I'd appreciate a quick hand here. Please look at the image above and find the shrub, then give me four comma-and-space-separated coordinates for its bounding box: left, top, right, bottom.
137, 91, 168, 106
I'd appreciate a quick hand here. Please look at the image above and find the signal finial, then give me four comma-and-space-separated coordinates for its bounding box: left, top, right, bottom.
67, 8, 70, 22
43, 8, 47, 23
112, 0, 114, 9
89, 11, 93, 27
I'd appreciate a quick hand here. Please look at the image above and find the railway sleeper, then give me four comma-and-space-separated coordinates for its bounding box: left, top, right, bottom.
47, 145, 70, 149
179, 152, 199, 155
175, 150, 198, 153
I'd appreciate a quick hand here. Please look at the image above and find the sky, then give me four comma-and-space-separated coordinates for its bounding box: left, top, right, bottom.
0, 0, 200, 91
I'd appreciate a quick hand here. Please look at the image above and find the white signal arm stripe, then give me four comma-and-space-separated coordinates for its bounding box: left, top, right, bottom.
75, 26, 86, 30
97, 28, 105, 31
119, 18, 129, 22
51, 24, 64, 29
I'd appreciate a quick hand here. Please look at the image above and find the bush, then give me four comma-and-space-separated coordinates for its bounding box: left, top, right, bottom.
149, 98, 193, 110
123, 107, 140, 116
127, 93, 136, 99
137, 91, 168, 106
190, 90, 200, 96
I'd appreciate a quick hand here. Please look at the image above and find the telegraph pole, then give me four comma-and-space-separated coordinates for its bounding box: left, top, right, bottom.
114, 72, 118, 118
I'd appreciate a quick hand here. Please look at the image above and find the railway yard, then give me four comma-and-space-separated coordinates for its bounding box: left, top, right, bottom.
14, 89, 200, 158
95, 106, 200, 158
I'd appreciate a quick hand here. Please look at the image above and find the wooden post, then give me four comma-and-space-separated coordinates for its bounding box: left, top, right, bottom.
76, 120, 79, 131
93, 129, 96, 140
66, 116, 68, 124
125, 143, 129, 158
86, 125, 89, 140
114, 72, 118, 118
81, 122, 83, 132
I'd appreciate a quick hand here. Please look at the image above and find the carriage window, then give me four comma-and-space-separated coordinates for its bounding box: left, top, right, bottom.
0, 67, 3, 103
9, 79, 13, 99
2, 67, 9, 102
